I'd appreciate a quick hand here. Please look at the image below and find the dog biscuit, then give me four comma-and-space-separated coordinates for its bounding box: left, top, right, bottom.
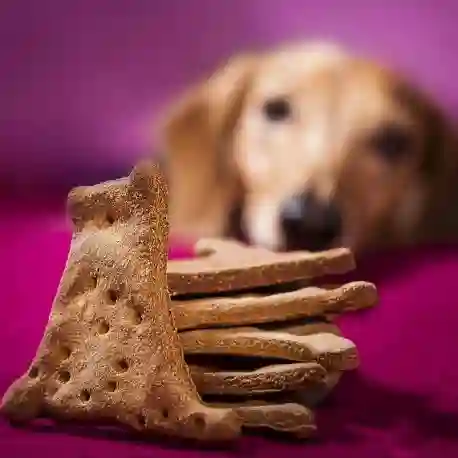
171, 281, 377, 331
180, 329, 358, 372
234, 402, 316, 438
1, 162, 241, 442
189, 362, 326, 396
205, 400, 316, 439
167, 238, 355, 296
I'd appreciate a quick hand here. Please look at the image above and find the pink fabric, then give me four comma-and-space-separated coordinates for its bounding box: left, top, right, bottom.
1, 198, 458, 457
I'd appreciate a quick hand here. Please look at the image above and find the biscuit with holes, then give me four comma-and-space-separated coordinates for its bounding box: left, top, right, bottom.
0, 162, 241, 442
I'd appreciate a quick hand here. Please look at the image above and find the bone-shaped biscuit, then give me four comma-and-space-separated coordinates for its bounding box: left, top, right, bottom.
167, 238, 355, 296
190, 362, 326, 396
171, 281, 377, 331
234, 402, 316, 438
180, 329, 358, 372
206, 400, 316, 438
184, 320, 344, 401
0, 163, 241, 442
292, 371, 343, 406
259, 320, 343, 405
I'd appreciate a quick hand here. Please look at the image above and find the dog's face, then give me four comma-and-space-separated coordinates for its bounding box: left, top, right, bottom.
161, 43, 456, 253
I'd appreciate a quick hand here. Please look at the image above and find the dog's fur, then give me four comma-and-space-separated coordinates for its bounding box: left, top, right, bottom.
158, 42, 458, 254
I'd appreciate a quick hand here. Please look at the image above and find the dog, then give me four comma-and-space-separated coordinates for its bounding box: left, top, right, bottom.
158, 42, 458, 254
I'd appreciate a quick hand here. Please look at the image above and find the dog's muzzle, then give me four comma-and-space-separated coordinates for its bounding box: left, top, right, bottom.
280, 191, 342, 251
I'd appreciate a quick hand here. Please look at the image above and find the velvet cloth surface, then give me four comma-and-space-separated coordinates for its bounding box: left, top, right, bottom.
1, 197, 458, 457
2, 2, 458, 456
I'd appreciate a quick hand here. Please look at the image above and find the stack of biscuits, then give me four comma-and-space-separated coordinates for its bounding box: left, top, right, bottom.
0, 162, 377, 444
169, 238, 377, 438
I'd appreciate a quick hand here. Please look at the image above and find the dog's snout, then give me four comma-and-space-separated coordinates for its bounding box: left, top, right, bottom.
280, 192, 342, 251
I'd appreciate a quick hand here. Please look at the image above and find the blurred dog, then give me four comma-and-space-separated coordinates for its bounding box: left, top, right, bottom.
159, 42, 458, 254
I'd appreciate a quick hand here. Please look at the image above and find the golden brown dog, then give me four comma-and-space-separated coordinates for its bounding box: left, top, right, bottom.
158, 42, 458, 254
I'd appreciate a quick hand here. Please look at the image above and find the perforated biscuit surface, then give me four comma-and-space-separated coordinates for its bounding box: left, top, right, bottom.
0, 162, 241, 442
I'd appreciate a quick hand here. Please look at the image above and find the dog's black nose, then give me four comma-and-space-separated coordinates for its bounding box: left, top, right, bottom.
280, 192, 342, 251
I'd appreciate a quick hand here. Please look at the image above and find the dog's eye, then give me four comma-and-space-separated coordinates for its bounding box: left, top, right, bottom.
262, 98, 291, 121
371, 124, 413, 161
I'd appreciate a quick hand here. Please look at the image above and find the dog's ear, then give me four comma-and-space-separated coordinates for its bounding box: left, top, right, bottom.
394, 80, 457, 180
421, 103, 458, 242
398, 82, 458, 241
416, 98, 457, 182
159, 54, 258, 241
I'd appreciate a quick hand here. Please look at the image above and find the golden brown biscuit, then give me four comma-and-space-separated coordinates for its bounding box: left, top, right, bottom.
167, 239, 355, 296
0, 162, 241, 442
171, 281, 377, 331
180, 329, 358, 371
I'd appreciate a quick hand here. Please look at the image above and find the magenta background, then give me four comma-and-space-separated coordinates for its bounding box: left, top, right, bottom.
2, 2, 458, 457
1, 0, 458, 189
